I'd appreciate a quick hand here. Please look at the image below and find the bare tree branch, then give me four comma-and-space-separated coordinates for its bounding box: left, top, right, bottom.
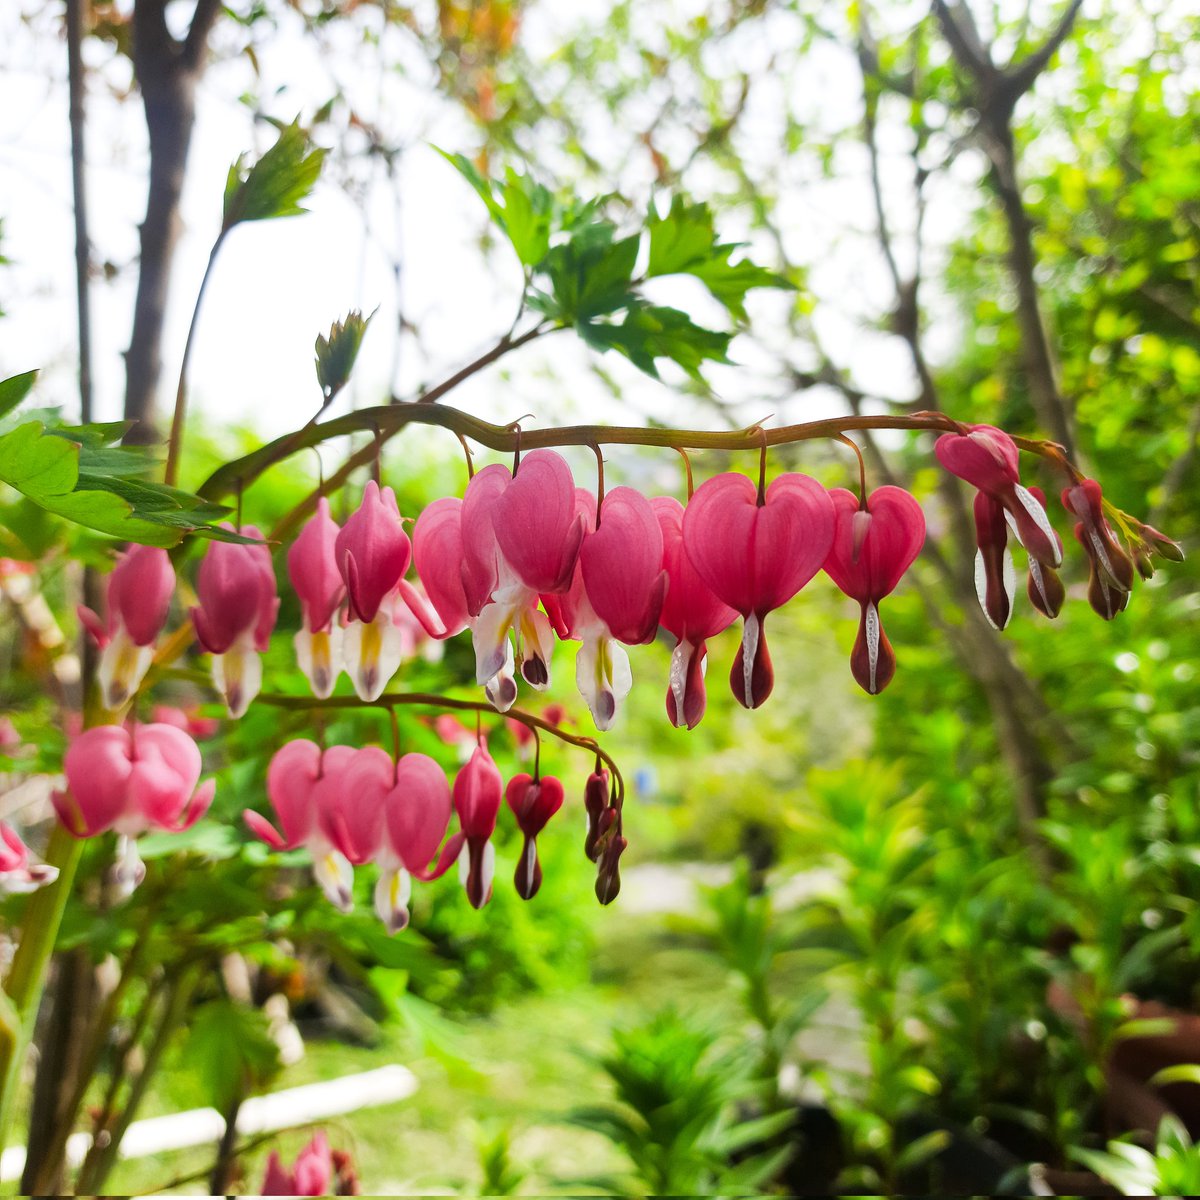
1007, 0, 1085, 97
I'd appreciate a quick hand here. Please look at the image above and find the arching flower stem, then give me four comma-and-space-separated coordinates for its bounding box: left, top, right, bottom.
164, 669, 626, 803
195, 401, 1087, 547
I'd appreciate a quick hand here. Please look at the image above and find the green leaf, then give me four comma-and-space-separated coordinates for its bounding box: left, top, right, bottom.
315, 308, 373, 402
222, 122, 325, 233
179, 998, 282, 1112
0, 370, 37, 421
1149, 1063, 1200, 1088
579, 304, 733, 380
436, 149, 554, 269
0, 420, 238, 546
647, 196, 792, 320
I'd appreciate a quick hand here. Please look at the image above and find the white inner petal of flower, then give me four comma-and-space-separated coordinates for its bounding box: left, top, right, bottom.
864, 601, 880, 693
1013, 483, 1063, 566
741, 613, 760, 707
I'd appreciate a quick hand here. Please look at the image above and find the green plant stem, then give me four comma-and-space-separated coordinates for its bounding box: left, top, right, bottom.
75, 963, 202, 1192
163, 229, 227, 488
0, 827, 85, 1148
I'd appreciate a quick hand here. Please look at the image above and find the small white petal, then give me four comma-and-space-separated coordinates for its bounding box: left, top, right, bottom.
98, 626, 154, 710
741, 613, 760, 708
314, 851, 354, 912
294, 626, 343, 699
344, 611, 405, 701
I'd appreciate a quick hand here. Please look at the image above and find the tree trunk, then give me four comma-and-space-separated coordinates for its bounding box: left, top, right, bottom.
124, 2, 202, 444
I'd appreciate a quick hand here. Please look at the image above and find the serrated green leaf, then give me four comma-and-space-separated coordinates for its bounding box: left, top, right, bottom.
436, 148, 554, 269
0, 370, 37, 421
647, 195, 792, 320
579, 304, 733, 380
543, 229, 637, 321
179, 999, 281, 1112
222, 122, 325, 232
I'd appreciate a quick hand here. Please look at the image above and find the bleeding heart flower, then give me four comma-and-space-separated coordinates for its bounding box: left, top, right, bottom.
244, 740, 358, 912
375, 752, 461, 933
336, 482, 412, 700
541, 490, 634, 730
652, 497, 737, 729
0, 823, 58, 895
822, 487, 925, 694
416, 471, 545, 708
288, 498, 346, 698
580, 486, 668, 646
191, 526, 279, 718
683, 471, 835, 709
54, 723, 214, 895
1062, 478, 1134, 620
261, 1132, 335, 1197
78, 545, 176, 710
935, 424, 1062, 568
505, 772, 565, 899
492, 450, 587, 595
452, 739, 503, 909
318, 746, 391, 868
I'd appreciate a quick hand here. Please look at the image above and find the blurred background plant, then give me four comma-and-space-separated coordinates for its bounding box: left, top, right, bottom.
1, 0, 1197, 1193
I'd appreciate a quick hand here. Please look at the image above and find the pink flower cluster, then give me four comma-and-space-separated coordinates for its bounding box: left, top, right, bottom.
243, 735, 565, 926
289, 449, 929, 729
53, 722, 215, 892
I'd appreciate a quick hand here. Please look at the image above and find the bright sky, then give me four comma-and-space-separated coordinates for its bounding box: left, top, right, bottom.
6, 0, 1126, 483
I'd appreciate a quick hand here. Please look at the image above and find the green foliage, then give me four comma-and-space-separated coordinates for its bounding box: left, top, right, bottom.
0, 411, 244, 547
475, 1126, 525, 1196
440, 152, 791, 381
1072, 1117, 1200, 1196
222, 122, 325, 234
647, 196, 790, 321
179, 997, 282, 1113
569, 1008, 794, 1194
0, 369, 36, 420
315, 309, 372, 404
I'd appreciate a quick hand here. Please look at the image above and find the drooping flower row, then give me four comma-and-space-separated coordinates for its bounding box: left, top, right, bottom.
46, 719, 611, 925
75, 426, 1180, 732
242, 734, 581, 925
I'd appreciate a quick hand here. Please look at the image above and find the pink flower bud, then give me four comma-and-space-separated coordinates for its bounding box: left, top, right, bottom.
972, 492, 1015, 632
78, 545, 176, 710
505, 772, 565, 900
1062, 478, 1134, 620
288, 498, 345, 634
584, 768, 610, 862
335, 481, 412, 623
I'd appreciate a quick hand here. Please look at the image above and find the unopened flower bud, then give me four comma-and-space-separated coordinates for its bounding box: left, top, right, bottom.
584, 768, 610, 862
595, 832, 627, 906
505, 773, 564, 900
